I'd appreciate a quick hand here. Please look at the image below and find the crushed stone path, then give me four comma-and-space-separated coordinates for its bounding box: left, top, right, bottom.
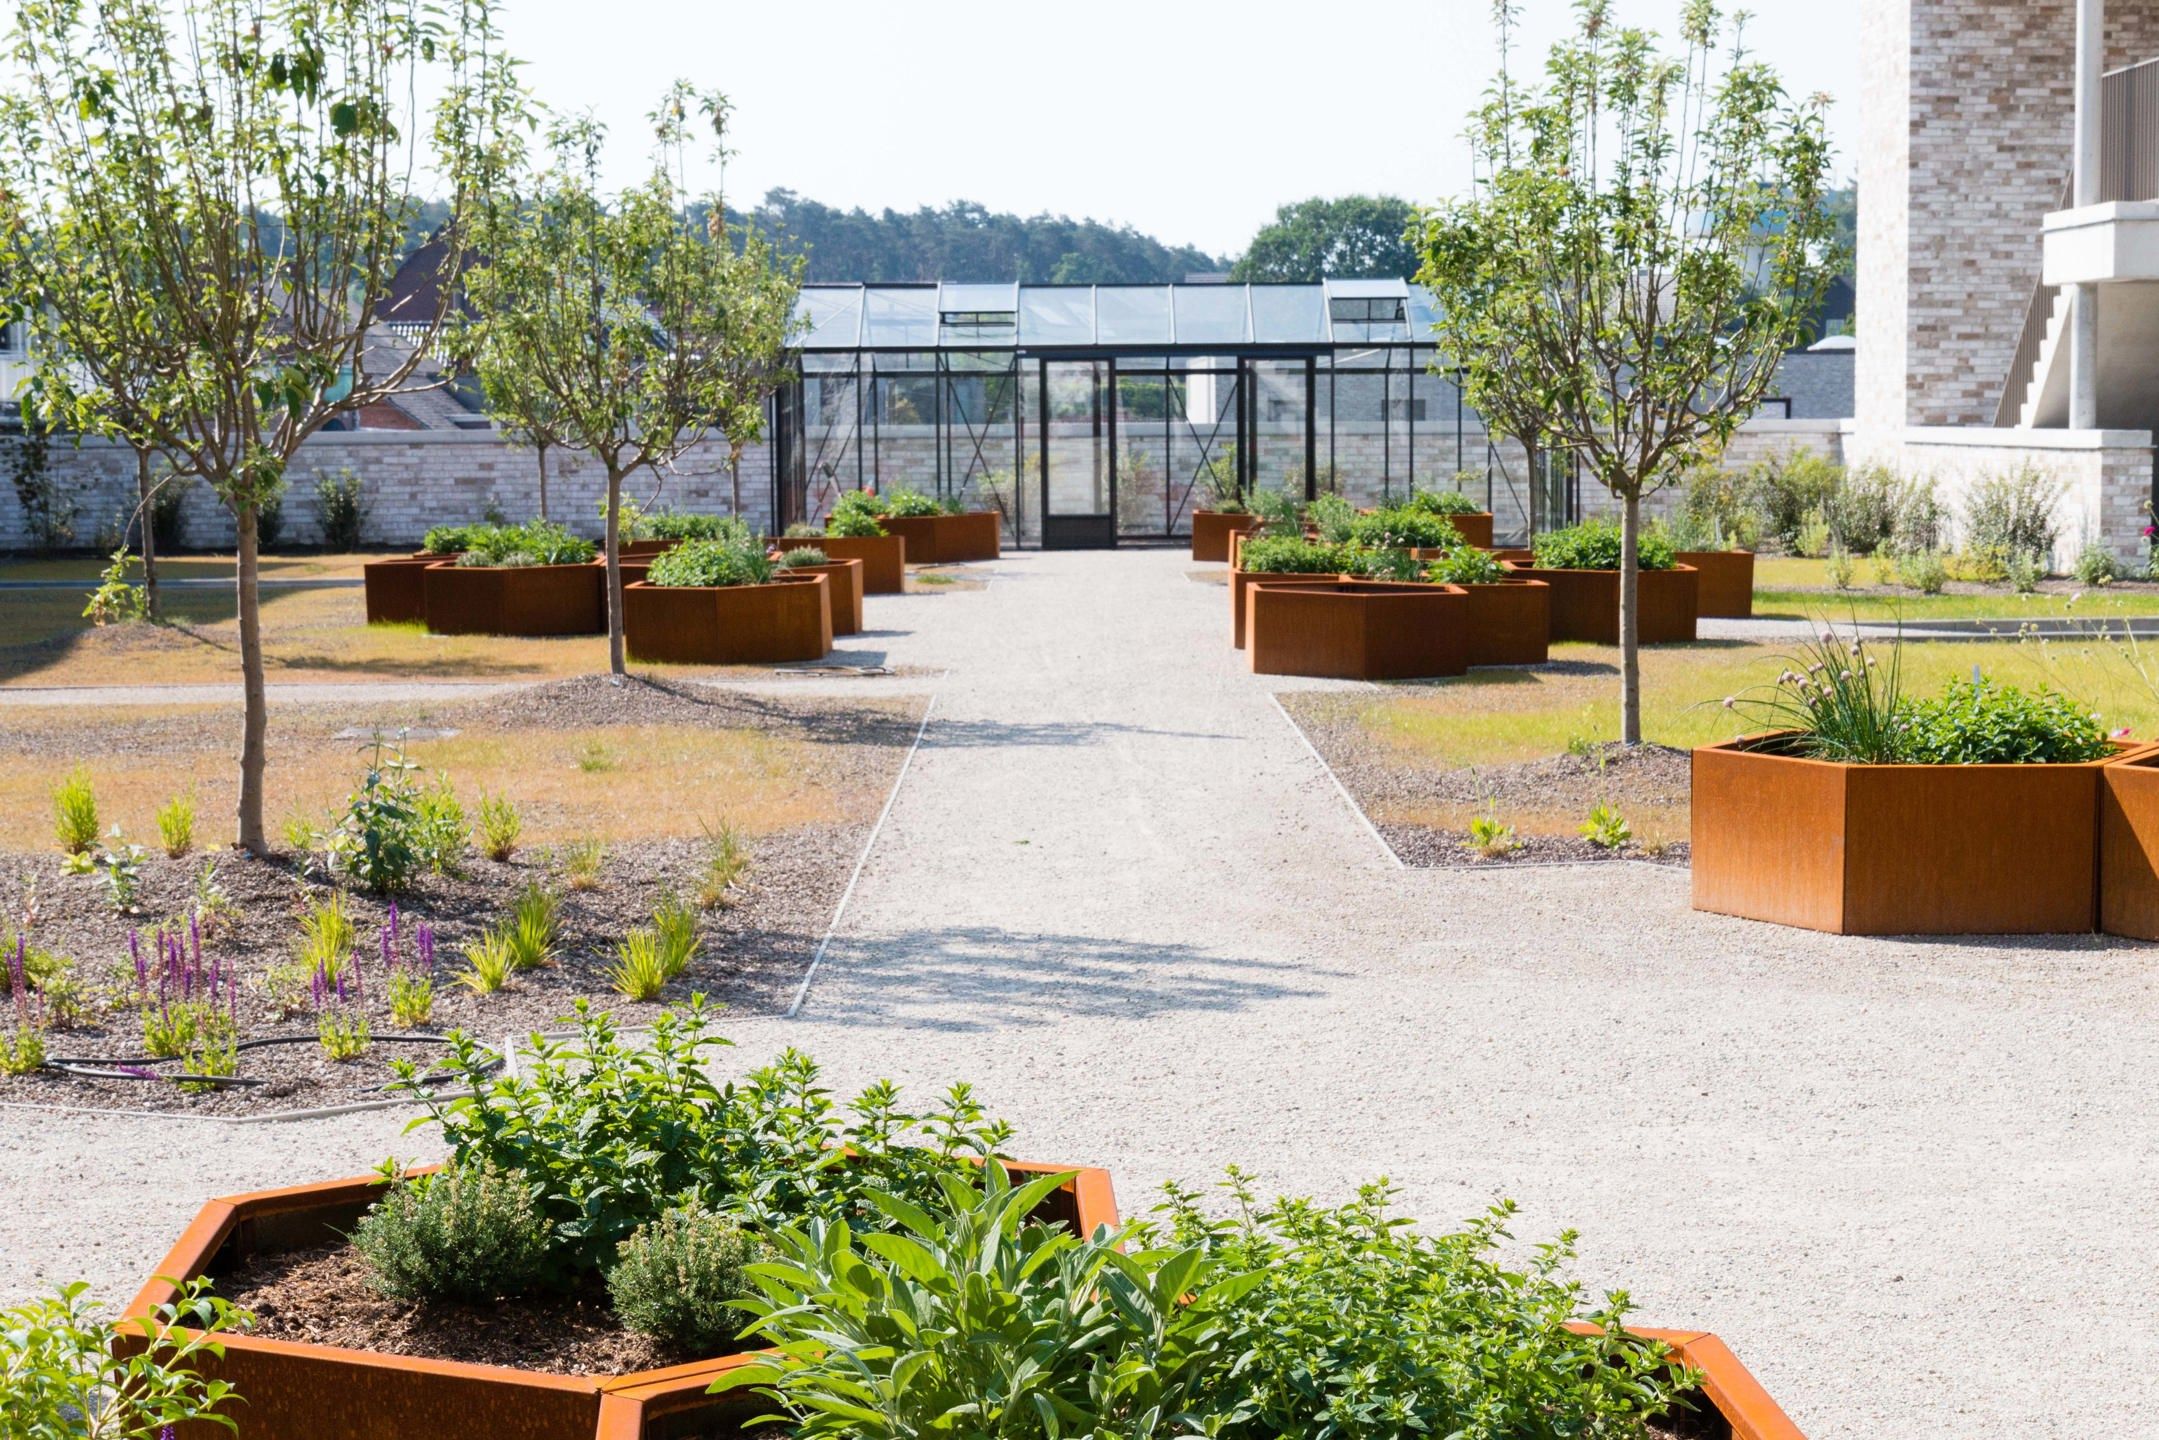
7, 548, 2157, 1440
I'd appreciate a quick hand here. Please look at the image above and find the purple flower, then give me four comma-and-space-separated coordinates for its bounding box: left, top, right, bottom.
387, 901, 400, 948
416, 923, 435, 975
7, 936, 24, 1003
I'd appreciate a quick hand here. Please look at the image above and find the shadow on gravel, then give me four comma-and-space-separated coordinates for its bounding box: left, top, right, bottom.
922, 718, 1236, 748
802, 927, 1337, 1030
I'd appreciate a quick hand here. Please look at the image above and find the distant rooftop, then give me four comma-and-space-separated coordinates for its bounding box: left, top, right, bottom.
795, 279, 1442, 352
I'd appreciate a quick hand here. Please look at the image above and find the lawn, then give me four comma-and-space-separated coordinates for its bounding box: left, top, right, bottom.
1750, 554, 2159, 621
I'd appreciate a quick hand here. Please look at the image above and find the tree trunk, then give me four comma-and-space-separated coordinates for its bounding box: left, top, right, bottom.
135, 445, 161, 624
536, 443, 550, 522
234, 502, 270, 853
1619, 490, 1642, 746
604, 468, 626, 681
729, 443, 743, 522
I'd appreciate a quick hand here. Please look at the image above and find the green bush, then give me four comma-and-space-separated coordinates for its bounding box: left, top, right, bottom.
1402, 486, 1483, 516
1, 1280, 246, 1437
648, 511, 751, 543
156, 791, 196, 858
421, 522, 491, 555
1305, 492, 1356, 543
781, 521, 825, 539
351, 1165, 558, 1303
1895, 548, 1948, 594
1340, 545, 1423, 581
880, 487, 944, 518
647, 538, 774, 588
1900, 679, 2110, 765
2075, 543, 2125, 586
52, 767, 99, 854
457, 520, 595, 567
1747, 447, 1842, 552
1425, 548, 1509, 585
607, 1207, 761, 1353
1347, 507, 1463, 551
1530, 518, 1675, 571
1962, 463, 2064, 568
1678, 463, 1767, 550
773, 546, 828, 568
1248, 485, 1304, 534
1239, 535, 1343, 574
312, 468, 368, 549
826, 490, 889, 538
1823, 463, 1903, 556
325, 741, 458, 894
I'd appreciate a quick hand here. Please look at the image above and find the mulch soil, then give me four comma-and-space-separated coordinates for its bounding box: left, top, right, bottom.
0, 678, 925, 1117
1282, 694, 1690, 869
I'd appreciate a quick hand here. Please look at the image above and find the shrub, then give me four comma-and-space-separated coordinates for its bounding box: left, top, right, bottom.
458, 520, 596, 567
413, 779, 467, 875
256, 488, 286, 549
648, 510, 750, 543
1890, 476, 1948, 555
647, 537, 773, 588
1895, 548, 1948, 594
826, 490, 888, 538
2006, 550, 2045, 593
53, 767, 99, 854
2075, 543, 2125, 586
1748, 447, 1842, 552
1900, 679, 2110, 765
1247, 485, 1305, 535
1827, 548, 1856, 591
1347, 507, 1462, 551
1530, 518, 1675, 571
1403, 486, 1483, 516
609, 1208, 760, 1353
774, 546, 828, 568
0, 1280, 246, 1437
351, 1166, 558, 1303
1239, 535, 1342, 574
422, 522, 491, 555
154, 790, 197, 858
1823, 463, 1902, 556
1962, 463, 2065, 568
1678, 462, 1767, 550
1340, 546, 1423, 581
327, 741, 437, 894
1792, 506, 1832, 559
477, 793, 522, 860
456, 930, 516, 994
312, 468, 368, 549
1424, 547, 1509, 585
1305, 493, 1356, 543
150, 475, 191, 552
881, 487, 943, 518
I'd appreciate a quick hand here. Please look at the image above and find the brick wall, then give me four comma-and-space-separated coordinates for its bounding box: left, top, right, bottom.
1851, 427, 2153, 566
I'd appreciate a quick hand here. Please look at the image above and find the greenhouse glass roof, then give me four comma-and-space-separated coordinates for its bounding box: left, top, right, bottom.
794, 279, 1442, 352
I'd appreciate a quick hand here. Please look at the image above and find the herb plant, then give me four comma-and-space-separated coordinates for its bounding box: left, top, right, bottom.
0, 1280, 247, 1438
1248, 486, 1304, 535
53, 767, 99, 854
561, 836, 605, 891
477, 793, 523, 861
456, 931, 516, 995
421, 522, 491, 555
1347, 507, 1463, 551
1305, 493, 1356, 543
1425, 547, 1509, 585
1404, 486, 1484, 517
608, 928, 670, 1000
505, 881, 560, 971
456, 520, 596, 567
155, 790, 196, 857
1465, 809, 1520, 858
773, 545, 828, 568
881, 486, 944, 518
1239, 536, 1343, 575
826, 490, 889, 538
609, 1207, 762, 1353
1579, 802, 1632, 850
647, 536, 775, 588
648, 511, 752, 543
1339, 545, 1424, 582
352, 1165, 557, 1304
1899, 680, 2110, 765
1531, 518, 1676, 571
697, 818, 749, 908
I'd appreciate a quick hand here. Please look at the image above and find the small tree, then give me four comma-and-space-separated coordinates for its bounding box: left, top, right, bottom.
1417, 0, 1838, 743
0, 0, 520, 851
462, 85, 798, 679
712, 223, 804, 521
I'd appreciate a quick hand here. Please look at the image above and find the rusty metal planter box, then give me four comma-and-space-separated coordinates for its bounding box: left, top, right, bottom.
773, 558, 864, 636
1692, 733, 2137, 935
2099, 747, 2159, 938
421, 561, 605, 636
1440, 511, 1495, 549
362, 553, 447, 625
1230, 566, 1341, 647
1676, 549, 1755, 619
136, 1160, 1118, 1440
815, 533, 907, 594
880, 512, 1002, 564
623, 577, 831, 665
1461, 579, 1550, 666
1191, 510, 1261, 562
1246, 581, 1470, 680
1502, 563, 1698, 645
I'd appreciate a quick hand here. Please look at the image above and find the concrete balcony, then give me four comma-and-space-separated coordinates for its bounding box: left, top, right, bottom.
2042, 201, 2159, 284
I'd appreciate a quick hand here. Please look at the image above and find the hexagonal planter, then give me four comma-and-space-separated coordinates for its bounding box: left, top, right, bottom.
773, 558, 865, 636
1245, 581, 1470, 680
1230, 565, 1341, 648
362, 553, 447, 625
880, 511, 1002, 563
2099, 747, 2159, 939
1502, 562, 1698, 645
421, 561, 605, 637
1191, 509, 1261, 562
1692, 732, 2144, 934
1560, 1324, 1805, 1440
1460, 578, 1550, 667
129, 1159, 1119, 1440
815, 532, 907, 594
623, 576, 832, 665
1676, 549, 1755, 619
1438, 510, 1495, 549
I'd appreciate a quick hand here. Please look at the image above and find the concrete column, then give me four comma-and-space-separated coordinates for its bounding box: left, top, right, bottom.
2071, 0, 2104, 429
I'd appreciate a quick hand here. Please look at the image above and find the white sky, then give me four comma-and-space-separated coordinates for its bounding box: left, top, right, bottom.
503, 0, 1859, 261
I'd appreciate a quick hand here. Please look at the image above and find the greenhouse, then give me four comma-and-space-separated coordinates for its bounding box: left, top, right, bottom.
770, 279, 1568, 547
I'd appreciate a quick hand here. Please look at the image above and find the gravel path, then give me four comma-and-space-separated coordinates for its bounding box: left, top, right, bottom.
6, 547, 2158, 1438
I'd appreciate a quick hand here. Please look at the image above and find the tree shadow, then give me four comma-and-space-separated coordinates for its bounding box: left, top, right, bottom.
920, 717, 1237, 748
796, 926, 1339, 1031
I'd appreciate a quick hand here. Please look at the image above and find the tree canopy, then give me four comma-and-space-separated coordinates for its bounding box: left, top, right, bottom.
1231, 195, 1422, 282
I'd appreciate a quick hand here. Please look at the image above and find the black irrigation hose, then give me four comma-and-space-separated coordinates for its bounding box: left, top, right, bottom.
46, 1033, 458, 1068
37, 1036, 500, 1094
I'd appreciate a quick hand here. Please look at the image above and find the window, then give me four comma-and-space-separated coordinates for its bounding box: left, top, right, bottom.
939, 309, 1017, 342
1328, 297, 1406, 325
0, 321, 20, 354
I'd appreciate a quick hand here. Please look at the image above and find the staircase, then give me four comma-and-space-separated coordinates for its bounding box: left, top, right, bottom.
2000, 283, 2071, 428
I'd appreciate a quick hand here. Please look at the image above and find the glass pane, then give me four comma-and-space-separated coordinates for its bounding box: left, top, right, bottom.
1250, 286, 1326, 343
1406, 285, 1443, 341
860, 286, 938, 346
1171, 286, 1249, 344
1250, 359, 1308, 496
1169, 362, 1238, 526
1043, 361, 1107, 515
797, 287, 862, 349
1113, 368, 1174, 536
1095, 286, 1172, 345
1019, 288, 1095, 345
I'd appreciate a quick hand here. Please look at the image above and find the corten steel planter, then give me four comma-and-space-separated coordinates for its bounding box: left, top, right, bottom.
772, 558, 865, 636
623, 578, 832, 665
1246, 581, 1471, 680
1430, 510, 1494, 549
815, 532, 907, 594
880, 511, 1002, 564
1676, 549, 1756, 619
133, 1159, 1118, 1440
1502, 562, 1698, 645
1460, 579, 1551, 667
1230, 565, 1340, 648
1562, 1323, 1807, 1440
1691, 732, 2145, 935
421, 561, 604, 637
1191, 509, 1261, 562
2098, 747, 2159, 939
362, 553, 450, 625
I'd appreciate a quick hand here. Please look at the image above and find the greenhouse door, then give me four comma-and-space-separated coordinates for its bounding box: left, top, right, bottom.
1038, 358, 1116, 549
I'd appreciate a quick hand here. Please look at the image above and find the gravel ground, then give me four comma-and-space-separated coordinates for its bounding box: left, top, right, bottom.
6, 548, 2158, 1439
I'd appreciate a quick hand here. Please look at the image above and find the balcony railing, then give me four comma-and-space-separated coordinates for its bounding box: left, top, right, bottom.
2101, 56, 2159, 203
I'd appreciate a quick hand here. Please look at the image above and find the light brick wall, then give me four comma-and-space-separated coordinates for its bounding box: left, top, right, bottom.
1850, 427, 2153, 566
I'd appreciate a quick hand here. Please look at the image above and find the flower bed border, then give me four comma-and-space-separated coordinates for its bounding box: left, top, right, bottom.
1502, 562, 1698, 645
129, 1160, 1118, 1440
774, 557, 865, 636
1230, 565, 1340, 648
879, 512, 1002, 564
361, 553, 446, 625
420, 560, 605, 637
1245, 580, 1471, 680
1191, 510, 1262, 562
1692, 731, 2144, 934
1676, 549, 1755, 619
1460, 578, 1551, 666
622, 577, 832, 665
814, 533, 907, 594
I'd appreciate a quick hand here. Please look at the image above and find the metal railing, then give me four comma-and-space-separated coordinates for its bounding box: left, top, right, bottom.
2102, 56, 2159, 203
1996, 176, 2074, 427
